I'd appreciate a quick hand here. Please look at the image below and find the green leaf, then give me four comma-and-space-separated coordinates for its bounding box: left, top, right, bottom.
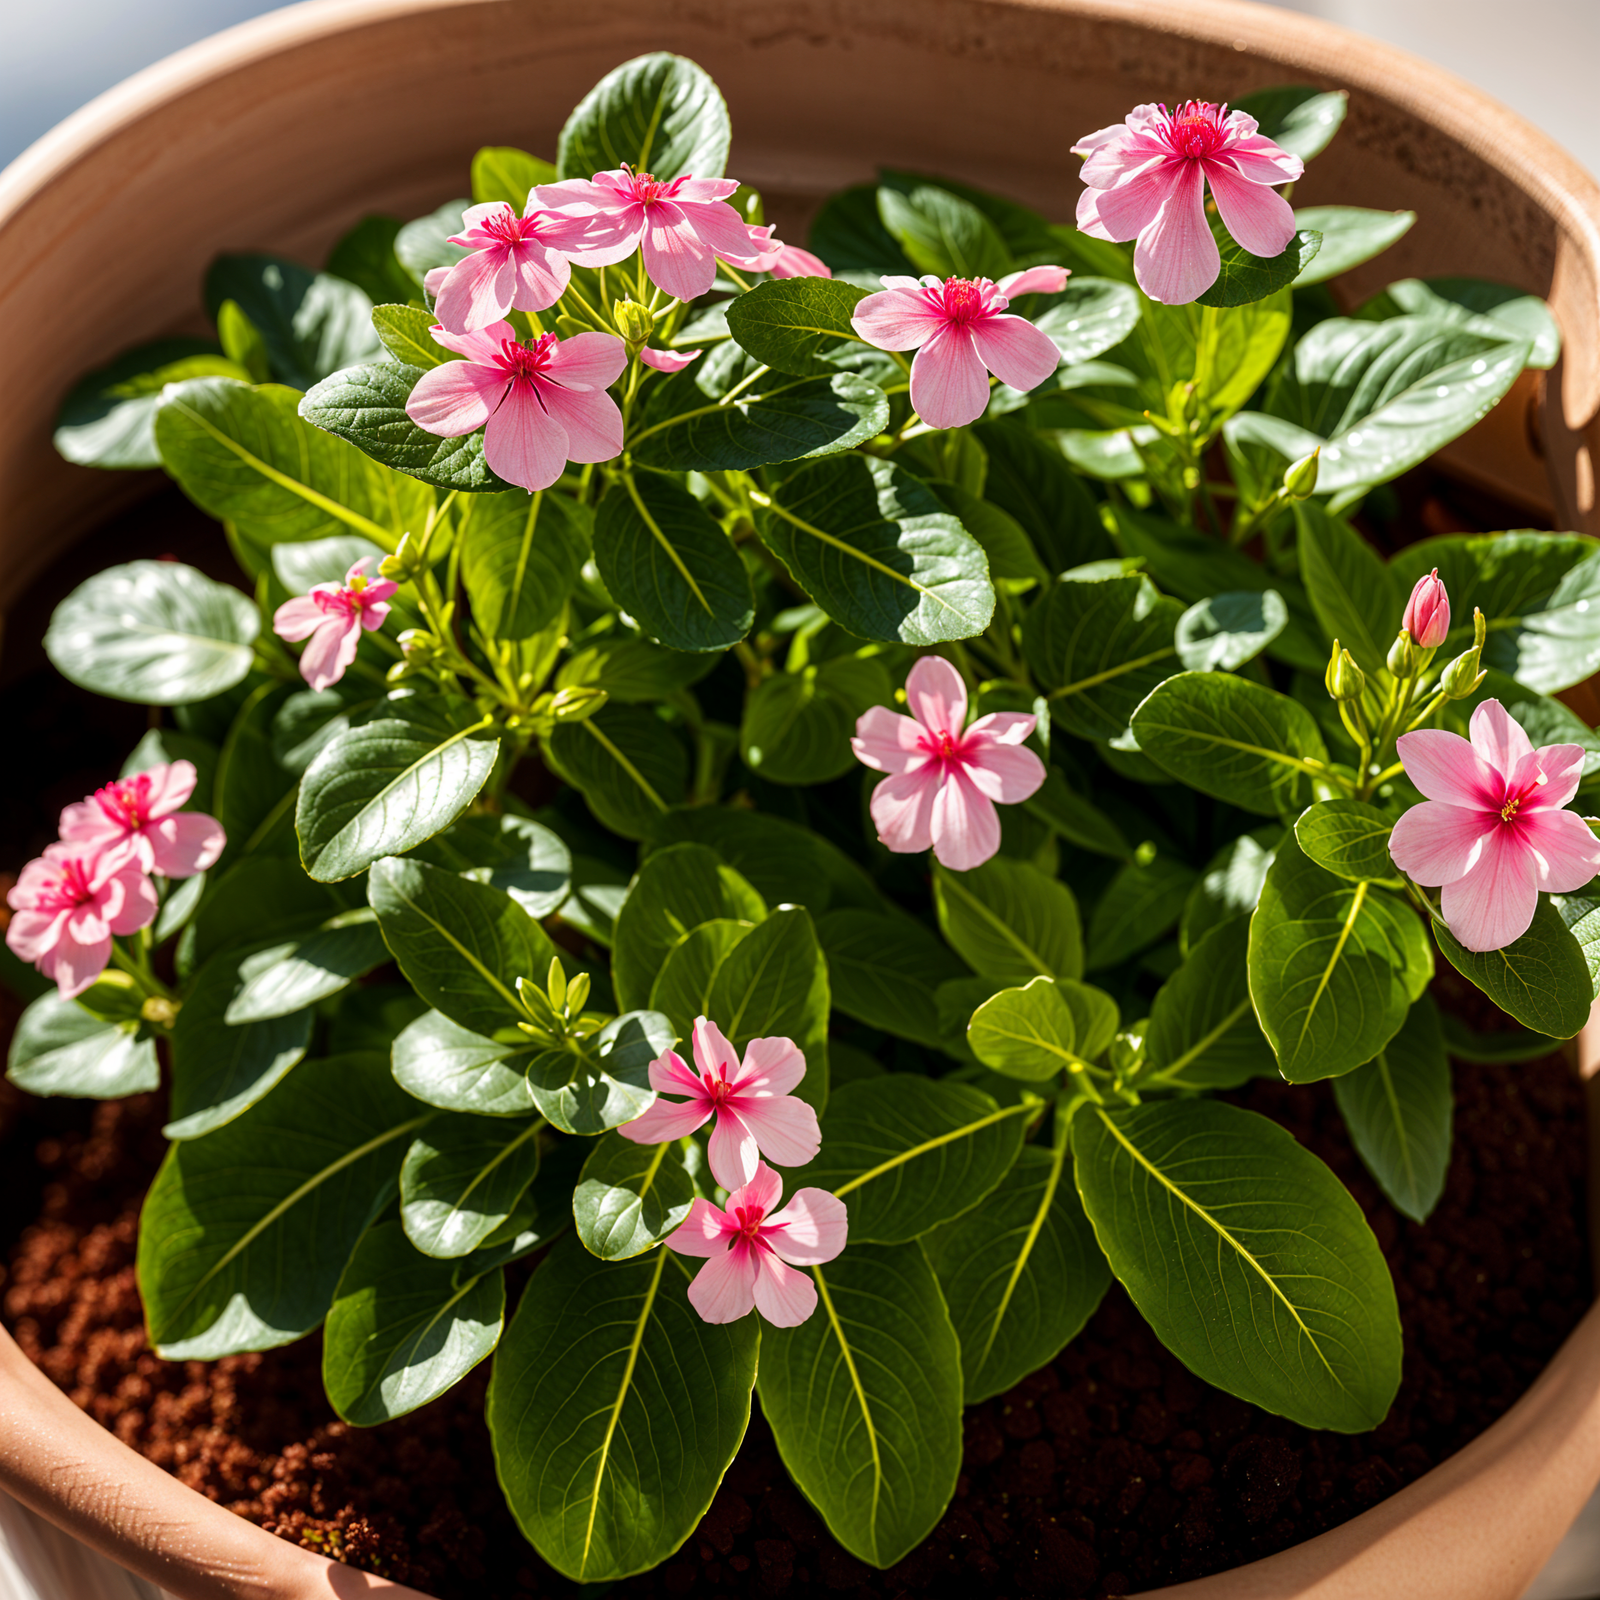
797, 1076, 1028, 1243
1362, 277, 1561, 369
297, 700, 500, 882
755, 454, 993, 645
155, 378, 432, 569
459, 487, 590, 641
1438, 1009, 1556, 1064
225, 917, 390, 1023
298, 361, 515, 493
400, 1113, 543, 1256
1196, 229, 1322, 310
525, 1010, 675, 1136
138, 1052, 429, 1358
187, 856, 351, 970
1073, 1097, 1400, 1431
1031, 278, 1142, 367
573, 1132, 701, 1260
927, 480, 1048, 590
1333, 995, 1452, 1222
369, 856, 555, 1037
649, 919, 753, 1033
557, 52, 731, 183
1022, 767, 1131, 861
1294, 798, 1399, 884
1023, 571, 1183, 741
1174, 590, 1287, 672
488, 1236, 757, 1580
806, 185, 917, 276
1247, 836, 1431, 1082
325, 216, 417, 307
556, 635, 717, 703
165, 948, 314, 1139
1124, 292, 1292, 421
818, 909, 971, 1053
1144, 916, 1275, 1088
967, 976, 1118, 1081
724, 278, 873, 375
44, 560, 258, 706
1432, 898, 1593, 1038
1292, 208, 1415, 287
372, 303, 456, 369
394, 199, 470, 286
222, 296, 290, 384
1295, 500, 1404, 674
741, 656, 890, 784
933, 857, 1083, 984
973, 421, 1113, 572
6, 992, 159, 1097
1554, 876, 1600, 998
593, 473, 753, 652
923, 1139, 1110, 1404
877, 183, 1011, 280
204, 254, 382, 390
757, 1242, 962, 1568
54, 339, 246, 470
611, 842, 766, 1012
472, 145, 557, 207
392, 1009, 536, 1116
1130, 672, 1329, 816
211, 681, 299, 865
544, 707, 689, 841
1181, 828, 1280, 953
1233, 86, 1348, 162
323, 1218, 504, 1426
1087, 855, 1196, 970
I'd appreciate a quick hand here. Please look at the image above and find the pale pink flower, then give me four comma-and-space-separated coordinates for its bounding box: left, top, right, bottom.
1073, 101, 1303, 304
852, 656, 1046, 871
1403, 568, 1450, 651
617, 1016, 821, 1191
720, 224, 834, 280
405, 323, 627, 493
273, 558, 398, 692
58, 761, 224, 879
1389, 699, 1600, 952
420, 201, 600, 333
638, 346, 700, 373
6, 842, 158, 999
850, 272, 1064, 429
533, 168, 755, 303
668, 1162, 848, 1327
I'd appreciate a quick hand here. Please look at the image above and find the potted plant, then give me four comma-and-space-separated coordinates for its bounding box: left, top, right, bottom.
5, 7, 1600, 1599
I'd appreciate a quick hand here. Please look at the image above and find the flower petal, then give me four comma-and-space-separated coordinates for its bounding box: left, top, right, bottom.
693, 1017, 741, 1078
708, 1107, 760, 1192
648, 1048, 704, 1097
105, 868, 159, 936
997, 265, 1070, 297
1523, 807, 1600, 893
482, 390, 570, 493
732, 1094, 821, 1169
750, 1250, 818, 1328
769, 245, 832, 279
1204, 163, 1297, 261
641, 204, 717, 302
433, 249, 517, 334
405, 359, 505, 437
1388, 801, 1496, 887
537, 383, 624, 465
1439, 828, 1539, 953
666, 1196, 734, 1258
299, 616, 360, 693
964, 712, 1036, 745
1133, 162, 1219, 305
1511, 744, 1586, 813
728, 1162, 784, 1216
906, 655, 967, 737
732, 1035, 806, 1096
851, 706, 931, 775
909, 328, 992, 430
146, 760, 197, 817
971, 314, 1061, 394
687, 1245, 760, 1323
1216, 131, 1305, 185
1469, 699, 1535, 778
1075, 160, 1180, 244
544, 331, 630, 392
147, 812, 226, 878
46, 932, 113, 1000
639, 347, 700, 372
958, 738, 1046, 805
764, 1188, 849, 1266
870, 769, 940, 856
616, 1095, 711, 1146
851, 287, 943, 351
1397, 728, 1504, 809
675, 197, 757, 260
272, 595, 325, 642
930, 766, 1002, 872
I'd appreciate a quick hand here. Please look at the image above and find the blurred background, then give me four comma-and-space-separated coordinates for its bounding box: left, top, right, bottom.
0, 0, 1597, 177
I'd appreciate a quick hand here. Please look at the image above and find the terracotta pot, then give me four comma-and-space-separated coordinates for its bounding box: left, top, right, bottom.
4, 1, 1600, 1596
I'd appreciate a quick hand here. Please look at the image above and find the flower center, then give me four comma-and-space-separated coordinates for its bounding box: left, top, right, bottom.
498, 331, 560, 387
93, 774, 151, 832
1500, 769, 1548, 824
938, 278, 991, 327
702, 1067, 734, 1107
623, 167, 677, 206
1166, 100, 1228, 159
39, 856, 96, 912
731, 1203, 767, 1243
482, 206, 534, 246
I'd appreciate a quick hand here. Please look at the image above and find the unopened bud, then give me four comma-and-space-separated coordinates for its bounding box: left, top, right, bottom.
1387, 628, 1418, 679
1110, 1023, 1147, 1079
613, 298, 653, 346
1283, 448, 1320, 500
565, 971, 591, 1016
546, 956, 567, 1009
1441, 607, 1488, 699
1402, 566, 1450, 651
378, 531, 424, 583
140, 995, 180, 1028
1325, 640, 1366, 702
549, 685, 608, 723
1177, 382, 1201, 427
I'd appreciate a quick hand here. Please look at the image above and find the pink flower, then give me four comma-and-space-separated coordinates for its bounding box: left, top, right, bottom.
1072, 101, 1303, 305
667, 1162, 847, 1327
1389, 699, 1600, 952
853, 656, 1046, 871
58, 761, 224, 879
405, 323, 627, 493
617, 1016, 821, 1191
720, 224, 834, 280
6, 842, 158, 999
420, 201, 600, 333
850, 273, 1064, 429
1403, 568, 1451, 651
533, 167, 755, 304
638, 346, 700, 373
273, 558, 399, 692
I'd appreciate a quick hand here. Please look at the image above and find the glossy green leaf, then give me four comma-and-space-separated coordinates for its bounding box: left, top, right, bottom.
6, 992, 159, 1098
927, 480, 1048, 590
933, 857, 1083, 984
573, 1132, 701, 1260
741, 655, 890, 784
818, 909, 971, 1053
649, 919, 752, 1033
1293, 207, 1415, 287
524, 1010, 675, 1136
323, 1218, 504, 1425
1180, 828, 1280, 953
400, 1112, 543, 1257
1023, 767, 1130, 861
877, 183, 1011, 281
1130, 672, 1329, 816
1553, 876, 1600, 999
488, 1236, 757, 1580
1294, 799, 1398, 884
1196, 229, 1321, 310
44, 560, 257, 706
724, 277, 872, 375
556, 635, 717, 703
1124, 292, 1292, 421
211, 680, 299, 864
557, 52, 731, 183
806, 185, 917, 276
1296, 500, 1403, 675
1173, 590, 1287, 673
973, 420, 1113, 572
371, 303, 454, 369
1248, 836, 1432, 1082
460, 488, 590, 641
923, 1139, 1110, 1403
394, 199, 470, 285
1432, 899, 1592, 1038
758, 1242, 962, 1568
967, 976, 1118, 1081
325, 216, 417, 307
138, 1053, 428, 1358
472, 145, 557, 207
1144, 916, 1275, 1088
1074, 1097, 1400, 1431
425, 812, 573, 919
1333, 995, 1452, 1222
593, 473, 753, 652
1087, 855, 1196, 970
797, 1076, 1029, 1243
225, 917, 389, 1023
1233, 85, 1348, 162
1363, 277, 1560, 369
545, 706, 689, 841
1031, 278, 1142, 368
391, 1008, 536, 1116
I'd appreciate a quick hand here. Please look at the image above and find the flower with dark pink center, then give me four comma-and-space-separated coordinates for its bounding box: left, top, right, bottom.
852, 655, 1047, 871
58, 760, 224, 880
850, 267, 1067, 429
404, 322, 627, 493
1072, 100, 1303, 304
273, 558, 399, 692
6, 841, 159, 998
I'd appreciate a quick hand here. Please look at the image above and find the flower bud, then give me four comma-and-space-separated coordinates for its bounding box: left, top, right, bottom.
549, 685, 608, 723
546, 956, 567, 1009
565, 971, 592, 1016
378, 531, 424, 583
613, 298, 653, 346
1324, 640, 1366, 703
1283, 448, 1320, 500
1402, 567, 1450, 650
1387, 628, 1418, 679
1441, 607, 1488, 699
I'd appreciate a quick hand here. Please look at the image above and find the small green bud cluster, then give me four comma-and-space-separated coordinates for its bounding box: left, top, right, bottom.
515, 957, 599, 1047
1324, 639, 1366, 703
1440, 608, 1488, 699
